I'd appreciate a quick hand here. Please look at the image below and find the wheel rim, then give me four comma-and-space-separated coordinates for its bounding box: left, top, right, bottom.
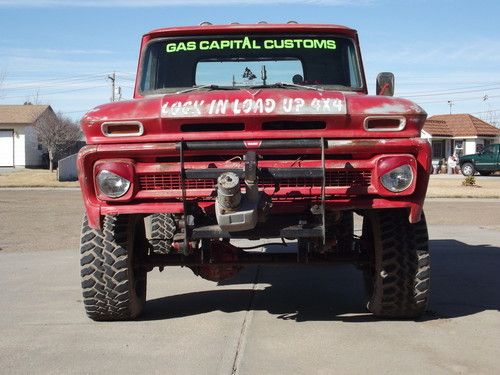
463, 165, 472, 175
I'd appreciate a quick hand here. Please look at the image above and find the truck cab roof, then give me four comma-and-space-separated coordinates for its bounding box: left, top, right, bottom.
144, 23, 358, 40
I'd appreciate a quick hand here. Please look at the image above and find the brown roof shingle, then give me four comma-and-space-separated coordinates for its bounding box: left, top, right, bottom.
0, 104, 51, 125
423, 114, 500, 137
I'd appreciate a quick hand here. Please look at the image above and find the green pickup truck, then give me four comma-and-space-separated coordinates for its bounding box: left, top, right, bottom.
460, 143, 500, 176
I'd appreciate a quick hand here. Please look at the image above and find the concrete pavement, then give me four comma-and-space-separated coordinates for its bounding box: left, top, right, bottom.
1, 224, 499, 374
1, 191, 499, 374
1, 189, 500, 252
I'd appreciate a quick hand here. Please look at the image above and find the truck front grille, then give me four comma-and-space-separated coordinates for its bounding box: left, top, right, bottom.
137, 170, 371, 192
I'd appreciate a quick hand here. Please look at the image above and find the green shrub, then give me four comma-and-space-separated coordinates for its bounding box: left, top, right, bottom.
462, 176, 476, 186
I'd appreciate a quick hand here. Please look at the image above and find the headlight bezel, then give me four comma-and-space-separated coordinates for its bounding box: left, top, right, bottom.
380, 164, 414, 193
93, 160, 135, 201
96, 169, 131, 198
376, 155, 417, 196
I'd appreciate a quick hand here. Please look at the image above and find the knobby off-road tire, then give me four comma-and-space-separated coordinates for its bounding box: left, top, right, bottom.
362, 209, 430, 318
150, 213, 177, 254
80, 214, 148, 321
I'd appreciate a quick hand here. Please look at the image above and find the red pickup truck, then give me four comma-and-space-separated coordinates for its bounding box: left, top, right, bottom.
77, 23, 431, 321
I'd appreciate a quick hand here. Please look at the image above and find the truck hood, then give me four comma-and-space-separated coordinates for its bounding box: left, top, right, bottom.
81, 89, 427, 144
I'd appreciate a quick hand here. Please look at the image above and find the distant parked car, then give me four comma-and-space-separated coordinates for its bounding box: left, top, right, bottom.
459, 143, 500, 176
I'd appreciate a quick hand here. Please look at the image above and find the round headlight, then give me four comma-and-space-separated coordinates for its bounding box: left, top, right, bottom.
380, 164, 413, 192
96, 169, 131, 198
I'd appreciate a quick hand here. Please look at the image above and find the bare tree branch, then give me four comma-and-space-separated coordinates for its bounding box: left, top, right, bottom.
34, 111, 82, 172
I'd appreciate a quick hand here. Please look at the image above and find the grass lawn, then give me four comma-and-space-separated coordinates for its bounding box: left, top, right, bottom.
427, 175, 500, 198
0, 169, 79, 188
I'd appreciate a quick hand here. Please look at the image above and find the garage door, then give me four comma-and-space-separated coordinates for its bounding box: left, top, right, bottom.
0, 130, 14, 167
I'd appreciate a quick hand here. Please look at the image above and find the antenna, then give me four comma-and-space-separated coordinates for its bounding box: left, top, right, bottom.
447, 100, 454, 114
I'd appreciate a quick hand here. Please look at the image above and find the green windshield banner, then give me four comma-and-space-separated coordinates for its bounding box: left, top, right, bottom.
165, 37, 336, 53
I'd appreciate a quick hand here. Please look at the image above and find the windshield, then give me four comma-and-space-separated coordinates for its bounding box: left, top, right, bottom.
140, 34, 363, 94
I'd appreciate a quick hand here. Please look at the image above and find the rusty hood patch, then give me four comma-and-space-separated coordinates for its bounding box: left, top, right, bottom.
347, 95, 427, 116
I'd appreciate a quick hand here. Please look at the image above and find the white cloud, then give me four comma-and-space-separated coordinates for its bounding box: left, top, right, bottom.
0, 54, 135, 74
0, 0, 373, 6
3, 48, 113, 56
364, 39, 500, 66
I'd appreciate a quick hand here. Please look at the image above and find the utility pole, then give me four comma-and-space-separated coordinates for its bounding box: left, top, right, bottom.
107, 72, 116, 102
447, 100, 454, 114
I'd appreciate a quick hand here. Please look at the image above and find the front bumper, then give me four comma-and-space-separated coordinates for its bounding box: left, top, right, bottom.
78, 138, 431, 229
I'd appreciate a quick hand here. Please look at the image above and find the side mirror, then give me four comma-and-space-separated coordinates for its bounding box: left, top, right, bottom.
376, 72, 395, 96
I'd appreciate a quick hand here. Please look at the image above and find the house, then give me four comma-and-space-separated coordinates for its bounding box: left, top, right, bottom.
421, 114, 500, 163
0, 104, 59, 168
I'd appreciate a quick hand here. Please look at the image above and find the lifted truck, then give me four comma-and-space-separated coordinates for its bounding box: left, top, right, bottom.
78, 23, 432, 321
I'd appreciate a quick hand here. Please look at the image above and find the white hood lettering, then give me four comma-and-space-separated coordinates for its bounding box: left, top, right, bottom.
161, 96, 346, 118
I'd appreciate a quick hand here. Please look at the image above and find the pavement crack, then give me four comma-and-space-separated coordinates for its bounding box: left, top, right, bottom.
230, 266, 261, 375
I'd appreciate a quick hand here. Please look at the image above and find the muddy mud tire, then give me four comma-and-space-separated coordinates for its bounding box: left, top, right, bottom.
150, 213, 177, 254
80, 214, 147, 321
362, 209, 430, 318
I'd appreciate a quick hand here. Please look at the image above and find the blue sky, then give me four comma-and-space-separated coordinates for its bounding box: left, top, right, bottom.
0, 0, 499, 124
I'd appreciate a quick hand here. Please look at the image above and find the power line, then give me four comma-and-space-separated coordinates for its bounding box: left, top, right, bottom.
1, 72, 106, 84
470, 108, 500, 115
403, 86, 500, 98
3, 79, 104, 92
1, 85, 108, 100
60, 109, 89, 114
415, 93, 500, 105
397, 81, 500, 87
2, 72, 135, 92
398, 82, 500, 95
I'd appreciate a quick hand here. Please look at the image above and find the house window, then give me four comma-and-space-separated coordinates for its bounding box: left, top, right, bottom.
484, 139, 492, 147
432, 140, 445, 159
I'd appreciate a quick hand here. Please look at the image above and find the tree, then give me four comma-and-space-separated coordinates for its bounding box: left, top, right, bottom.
34, 111, 82, 172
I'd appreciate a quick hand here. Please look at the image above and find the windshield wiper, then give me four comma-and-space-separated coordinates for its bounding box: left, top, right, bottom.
249, 82, 324, 92
175, 84, 240, 94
